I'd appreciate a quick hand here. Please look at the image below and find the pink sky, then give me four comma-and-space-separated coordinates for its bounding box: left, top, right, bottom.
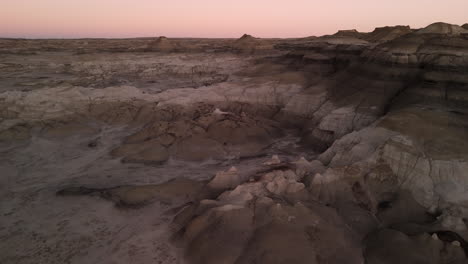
1, 0, 468, 38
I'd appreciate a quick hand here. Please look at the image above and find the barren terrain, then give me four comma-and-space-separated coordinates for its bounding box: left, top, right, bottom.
1, 22, 468, 264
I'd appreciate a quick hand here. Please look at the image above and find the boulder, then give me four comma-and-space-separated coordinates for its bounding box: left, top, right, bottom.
207, 167, 242, 191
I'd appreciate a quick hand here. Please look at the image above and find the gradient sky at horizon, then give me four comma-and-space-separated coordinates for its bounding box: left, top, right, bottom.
2, 0, 468, 38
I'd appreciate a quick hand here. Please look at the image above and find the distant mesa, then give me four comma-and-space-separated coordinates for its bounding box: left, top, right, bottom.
416, 22, 468, 35
301, 36, 318, 41
336, 29, 359, 34
332, 26, 413, 43
333, 29, 364, 38
329, 23, 468, 44
234, 34, 260, 45
238, 34, 258, 41
146, 36, 177, 52
365, 25, 412, 43
231, 34, 273, 53
312, 29, 369, 45
316, 33, 369, 45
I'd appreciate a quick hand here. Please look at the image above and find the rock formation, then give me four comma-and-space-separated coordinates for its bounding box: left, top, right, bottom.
146, 36, 178, 51
416, 22, 468, 35
364, 25, 412, 43
1, 21, 468, 264
333, 29, 365, 39
111, 103, 282, 163
231, 34, 275, 53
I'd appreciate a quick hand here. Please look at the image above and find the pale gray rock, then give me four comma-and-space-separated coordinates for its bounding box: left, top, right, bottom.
416, 22, 468, 35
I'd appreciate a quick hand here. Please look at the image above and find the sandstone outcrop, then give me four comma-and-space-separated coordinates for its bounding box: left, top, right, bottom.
416, 22, 468, 35
169, 158, 365, 264
364, 25, 412, 43
333, 29, 365, 39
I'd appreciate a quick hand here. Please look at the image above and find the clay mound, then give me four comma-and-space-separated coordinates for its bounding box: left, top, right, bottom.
232, 34, 260, 48
333, 29, 365, 39
235, 34, 258, 43
365, 25, 412, 43
170, 159, 366, 264
231, 34, 273, 53
416, 22, 468, 35
146, 36, 177, 51
463, 24, 468, 30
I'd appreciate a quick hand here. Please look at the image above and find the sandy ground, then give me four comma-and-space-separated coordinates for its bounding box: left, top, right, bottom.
1, 126, 182, 263
0, 122, 309, 263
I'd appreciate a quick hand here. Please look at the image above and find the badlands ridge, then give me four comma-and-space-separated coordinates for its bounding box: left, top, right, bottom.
1, 22, 468, 263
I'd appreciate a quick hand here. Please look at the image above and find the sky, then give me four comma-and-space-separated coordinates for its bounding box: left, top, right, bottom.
1, 0, 468, 38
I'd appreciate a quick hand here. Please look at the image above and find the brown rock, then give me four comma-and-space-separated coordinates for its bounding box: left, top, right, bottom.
365, 25, 412, 43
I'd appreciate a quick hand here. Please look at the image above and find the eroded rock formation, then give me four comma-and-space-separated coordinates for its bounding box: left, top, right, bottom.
1, 21, 468, 264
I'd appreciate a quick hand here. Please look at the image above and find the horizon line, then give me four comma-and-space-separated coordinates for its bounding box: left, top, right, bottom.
2, 21, 466, 40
